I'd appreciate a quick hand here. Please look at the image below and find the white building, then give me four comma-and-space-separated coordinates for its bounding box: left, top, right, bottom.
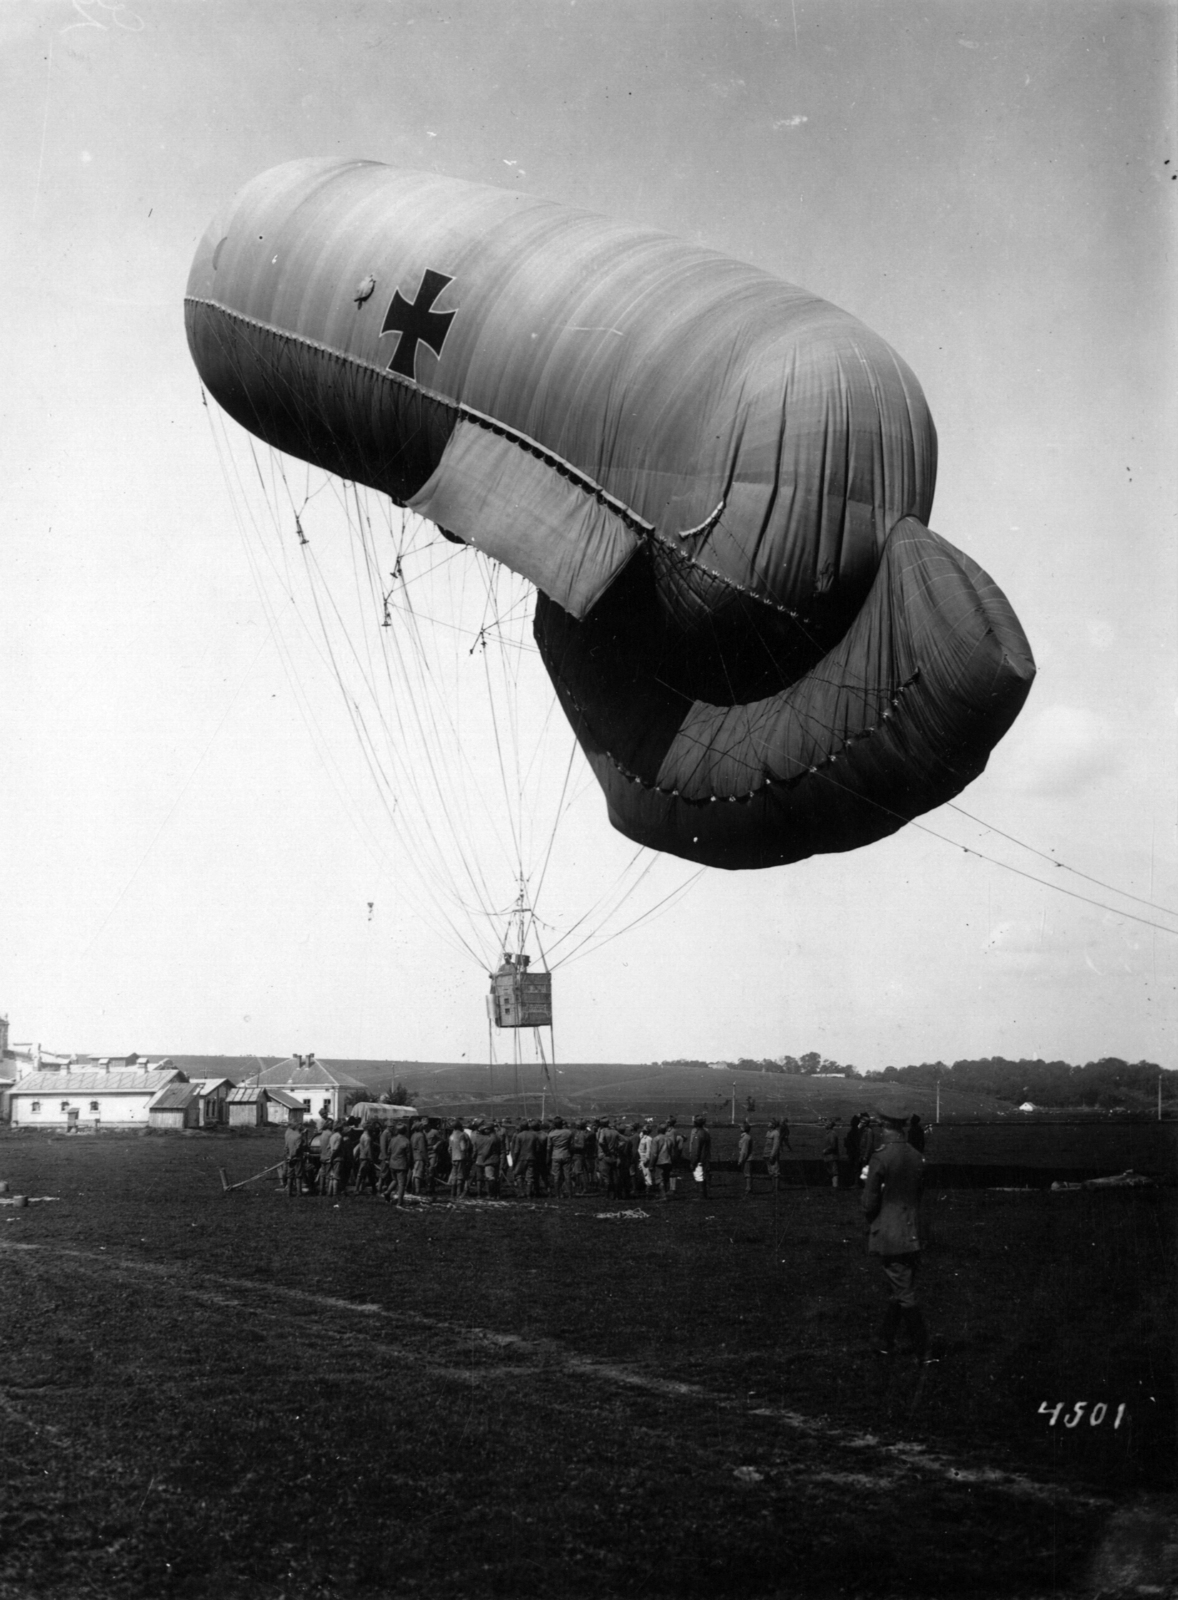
250, 1054, 369, 1123
8, 1065, 185, 1129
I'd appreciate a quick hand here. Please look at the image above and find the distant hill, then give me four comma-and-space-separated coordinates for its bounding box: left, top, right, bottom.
158, 1055, 999, 1122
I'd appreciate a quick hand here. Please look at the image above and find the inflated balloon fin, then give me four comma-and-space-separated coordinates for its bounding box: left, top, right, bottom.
186, 157, 1035, 872
535, 517, 1034, 867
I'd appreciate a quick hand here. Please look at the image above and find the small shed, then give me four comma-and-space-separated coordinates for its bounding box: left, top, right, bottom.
192, 1078, 232, 1127
265, 1088, 307, 1126
226, 1084, 267, 1128
149, 1081, 202, 1131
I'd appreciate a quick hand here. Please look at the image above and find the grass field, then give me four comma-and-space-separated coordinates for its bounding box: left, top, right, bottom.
0, 1130, 1174, 1600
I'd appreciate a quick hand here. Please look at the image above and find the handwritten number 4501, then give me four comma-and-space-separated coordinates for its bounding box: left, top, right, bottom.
63, 0, 144, 34
1039, 1402, 1126, 1429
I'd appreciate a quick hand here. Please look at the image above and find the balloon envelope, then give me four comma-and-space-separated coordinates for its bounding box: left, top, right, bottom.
187, 158, 1034, 869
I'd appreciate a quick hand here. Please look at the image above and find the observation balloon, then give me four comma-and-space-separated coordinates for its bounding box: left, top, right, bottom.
186, 158, 1034, 870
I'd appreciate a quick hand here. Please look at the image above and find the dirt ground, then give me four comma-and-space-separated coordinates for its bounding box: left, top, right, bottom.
0, 1131, 1173, 1600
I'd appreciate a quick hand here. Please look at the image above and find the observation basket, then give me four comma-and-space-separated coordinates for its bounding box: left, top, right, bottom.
488, 953, 553, 1030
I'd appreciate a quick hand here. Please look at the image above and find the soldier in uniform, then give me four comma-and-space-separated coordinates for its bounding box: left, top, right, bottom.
856, 1113, 879, 1184
473, 1120, 503, 1198
425, 1118, 445, 1195
688, 1114, 712, 1199
513, 1119, 540, 1197
385, 1120, 412, 1207
653, 1123, 676, 1201
353, 1122, 378, 1196
448, 1120, 472, 1199
582, 1121, 599, 1191
821, 1122, 841, 1188
324, 1122, 346, 1198
862, 1108, 932, 1362
409, 1118, 429, 1197
735, 1120, 754, 1197
596, 1119, 620, 1197
534, 1119, 551, 1197
283, 1118, 306, 1196
616, 1124, 637, 1200
637, 1123, 656, 1194
569, 1122, 589, 1195
763, 1118, 782, 1192
549, 1116, 573, 1197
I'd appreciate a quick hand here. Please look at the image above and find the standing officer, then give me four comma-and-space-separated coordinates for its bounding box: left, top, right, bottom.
862, 1108, 932, 1363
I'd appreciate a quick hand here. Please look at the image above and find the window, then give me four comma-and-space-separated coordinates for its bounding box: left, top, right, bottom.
60, 1101, 70, 1113
301, 1099, 311, 1111
90, 1101, 100, 1112
31, 1101, 40, 1113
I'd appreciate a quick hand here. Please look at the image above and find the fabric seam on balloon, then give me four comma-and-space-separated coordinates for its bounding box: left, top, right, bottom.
185, 296, 653, 533
548, 665, 922, 804
188, 296, 824, 627
649, 534, 814, 625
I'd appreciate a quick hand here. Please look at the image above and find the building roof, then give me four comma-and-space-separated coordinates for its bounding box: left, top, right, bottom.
226, 1084, 264, 1103
191, 1078, 232, 1095
267, 1088, 307, 1110
150, 1081, 201, 1111
11, 1068, 184, 1096
253, 1059, 368, 1091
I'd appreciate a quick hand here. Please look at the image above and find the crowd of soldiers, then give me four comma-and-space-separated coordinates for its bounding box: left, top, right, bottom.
281, 1111, 797, 1204
283, 1102, 936, 1364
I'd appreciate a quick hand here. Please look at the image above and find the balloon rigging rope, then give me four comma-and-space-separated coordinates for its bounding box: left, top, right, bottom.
300, 539, 493, 964
202, 378, 706, 976
545, 850, 679, 966
244, 430, 494, 961
549, 865, 707, 969
262, 443, 699, 966
206, 403, 473, 959
366, 538, 685, 961
523, 740, 579, 956
203, 318, 691, 958
943, 802, 1178, 920
373, 520, 530, 922
339, 502, 511, 939
481, 623, 526, 880
804, 762, 1178, 939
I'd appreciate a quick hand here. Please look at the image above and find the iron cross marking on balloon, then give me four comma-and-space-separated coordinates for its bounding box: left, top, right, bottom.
380, 269, 457, 379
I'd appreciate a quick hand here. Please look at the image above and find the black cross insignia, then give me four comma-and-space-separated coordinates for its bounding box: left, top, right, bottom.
380, 269, 457, 380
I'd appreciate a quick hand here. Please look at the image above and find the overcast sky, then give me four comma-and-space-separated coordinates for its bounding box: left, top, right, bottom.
1, 0, 1174, 1072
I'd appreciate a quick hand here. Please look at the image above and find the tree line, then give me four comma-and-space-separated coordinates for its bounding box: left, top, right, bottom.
656, 1055, 1175, 1110
876, 1056, 1174, 1111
